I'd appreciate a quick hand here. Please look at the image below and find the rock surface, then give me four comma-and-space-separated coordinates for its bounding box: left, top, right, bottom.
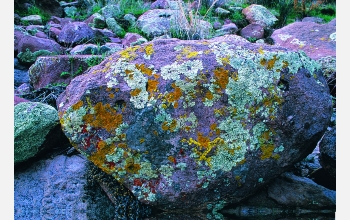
271, 19, 336, 60
14, 102, 60, 165
318, 128, 336, 178
14, 155, 115, 219
57, 35, 332, 210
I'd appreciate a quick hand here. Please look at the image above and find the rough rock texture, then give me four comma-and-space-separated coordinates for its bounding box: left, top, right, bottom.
14, 102, 59, 165
267, 172, 336, 207
14, 155, 115, 220
136, 9, 213, 39
136, 9, 178, 38
318, 128, 336, 178
271, 19, 336, 60
240, 23, 265, 40
57, 22, 96, 46
17, 34, 64, 54
242, 4, 278, 28
29, 55, 103, 90
57, 35, 332, 210
14, 95, 30, 105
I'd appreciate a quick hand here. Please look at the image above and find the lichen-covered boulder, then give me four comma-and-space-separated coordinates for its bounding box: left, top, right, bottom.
242, 4, 278, 28
57, 35, 332, 210
14, 102, 59, 165
271, 19, 336, 60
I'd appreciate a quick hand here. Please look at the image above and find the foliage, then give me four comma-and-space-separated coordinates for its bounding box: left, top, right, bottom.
170, 0, 219, 40
118, 0, 150, 18
273, 0, 294, 28
15, 5, 51, 24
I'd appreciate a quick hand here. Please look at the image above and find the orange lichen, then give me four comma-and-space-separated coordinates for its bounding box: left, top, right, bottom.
147, 79, 159, 93
205, 91, 214, 100
125, 158, 141, 174
214, 67, 229, 90
135, 63, 153, 76
267, 55, 278, 70
72, 100, 83, 110
83, 102, 123, 132
118, 143, 128, 149
139, 138, 145, 143
168, 156, 176, 164
164, 83, 182, 107
130, 88, 142, 97
260, 143, 275, 160
162, 120, 177, 132
282, 61, 289, 68
89, 140, 115, 173
109, 93, 115, 99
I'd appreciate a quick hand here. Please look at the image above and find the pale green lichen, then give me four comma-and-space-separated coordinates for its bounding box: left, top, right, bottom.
329, 32, 336, 41
15, 102, 59, 164
277, 34, 292, 41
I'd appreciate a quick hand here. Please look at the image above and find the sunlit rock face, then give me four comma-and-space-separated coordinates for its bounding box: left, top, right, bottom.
57, 35, 332, 210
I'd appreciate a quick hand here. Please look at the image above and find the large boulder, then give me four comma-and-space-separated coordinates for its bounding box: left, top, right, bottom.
57, 35, 332, 210
271, 19, 336, 60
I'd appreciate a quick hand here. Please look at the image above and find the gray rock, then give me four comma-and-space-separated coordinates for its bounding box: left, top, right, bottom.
14, 155, 115, 219
318, 128, 336, 178
268, 172, 336, 207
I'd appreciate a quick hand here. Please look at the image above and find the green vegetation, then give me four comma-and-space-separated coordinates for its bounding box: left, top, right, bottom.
15, 5, 51, 24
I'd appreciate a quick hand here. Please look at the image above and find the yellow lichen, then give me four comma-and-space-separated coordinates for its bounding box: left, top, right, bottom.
120, 45, 140, 61
260, 143, 275, 160
144, 44, 154, 56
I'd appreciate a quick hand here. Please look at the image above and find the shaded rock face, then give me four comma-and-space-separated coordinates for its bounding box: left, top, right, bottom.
318, 128, 336, 178
57, 35, 332, 210
271, 19, 336, 60
267, 172, 335, 207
